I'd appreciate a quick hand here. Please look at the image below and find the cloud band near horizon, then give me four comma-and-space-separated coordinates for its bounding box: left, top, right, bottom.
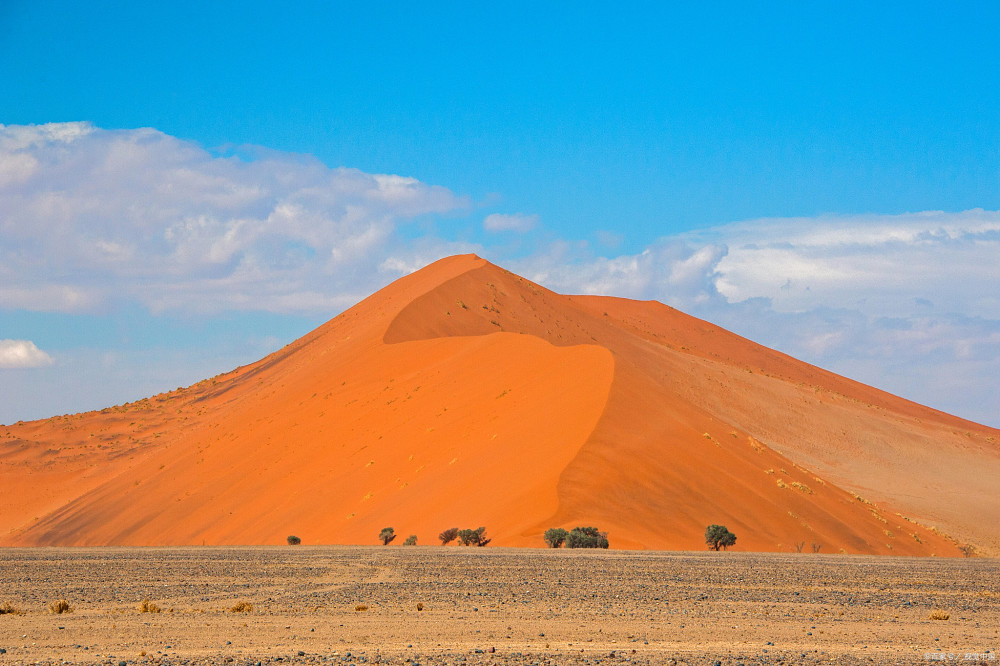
1, 123, 998, 427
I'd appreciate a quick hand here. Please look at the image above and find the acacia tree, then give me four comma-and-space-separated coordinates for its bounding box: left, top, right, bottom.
457, 527, 490, 546
543, 527, 569, 548
439, 527, 459, 545
705, 524, 737, 551
565, 526, 609, 549
379, 527, 396, 545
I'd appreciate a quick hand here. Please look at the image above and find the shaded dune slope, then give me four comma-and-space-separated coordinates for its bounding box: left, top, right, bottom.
2, 254, 997, 554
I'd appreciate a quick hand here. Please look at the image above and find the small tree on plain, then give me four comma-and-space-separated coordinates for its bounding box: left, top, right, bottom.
457, 526, 490, 546
403, 535, 418, 546
439, 527, 459, 545
705, 524, 737, 551
286, 535, 302, 546
379, 527, 396, 545
543, 527, 569, 548
565, 526, 609, 549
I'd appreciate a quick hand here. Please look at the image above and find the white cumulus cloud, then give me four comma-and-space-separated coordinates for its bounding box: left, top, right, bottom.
0, 123, 470, 314
698, 210, 1000, 318
511, 210, 1000, 426
0, 339, 54, 368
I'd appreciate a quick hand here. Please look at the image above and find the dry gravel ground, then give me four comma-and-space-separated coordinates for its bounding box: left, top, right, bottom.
0, 547, 997, 665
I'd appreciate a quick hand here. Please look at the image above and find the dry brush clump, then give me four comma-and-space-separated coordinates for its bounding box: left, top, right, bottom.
929, 610, 950, 620
138, 598, 161, 613
229, 602, 253, 613
0, 602, 25, 615
49, 599, 72, 614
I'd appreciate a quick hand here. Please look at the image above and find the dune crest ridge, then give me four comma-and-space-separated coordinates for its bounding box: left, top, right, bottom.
2, 254, 997, 554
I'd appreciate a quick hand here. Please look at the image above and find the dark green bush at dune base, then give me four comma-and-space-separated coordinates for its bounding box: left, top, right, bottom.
565, 526, 609, 549
457, 526, 491, 547
705, 524, 737, 551
543, 527, 569, 548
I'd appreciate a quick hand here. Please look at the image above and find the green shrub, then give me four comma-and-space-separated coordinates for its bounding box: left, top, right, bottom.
543, 527, 569, 548
457, 526, 491, 546
286, 535, 302, 545
705, 524, 737, 551
565, 526, 609, 549
403, 534, 417, 546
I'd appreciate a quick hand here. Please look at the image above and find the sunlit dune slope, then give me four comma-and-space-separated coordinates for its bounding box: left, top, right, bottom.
2, 254, 997, 554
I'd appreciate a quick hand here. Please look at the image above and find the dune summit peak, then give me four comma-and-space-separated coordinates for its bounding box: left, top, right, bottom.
2, 254, 998, 554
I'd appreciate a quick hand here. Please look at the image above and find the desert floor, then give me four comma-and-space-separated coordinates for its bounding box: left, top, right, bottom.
0, 547, 997, 665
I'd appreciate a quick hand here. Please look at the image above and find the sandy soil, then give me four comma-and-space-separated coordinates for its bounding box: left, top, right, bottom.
1, 547, 997, 665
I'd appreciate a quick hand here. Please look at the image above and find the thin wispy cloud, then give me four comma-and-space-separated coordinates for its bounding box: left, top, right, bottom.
483, 212, 538, 233
0, 340, 54, 368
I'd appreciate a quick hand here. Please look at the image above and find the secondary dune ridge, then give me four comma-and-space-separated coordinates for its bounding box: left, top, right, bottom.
2, 254, 998, 554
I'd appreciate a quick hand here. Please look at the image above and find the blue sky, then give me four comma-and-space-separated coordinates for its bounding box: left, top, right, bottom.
2, 2, 999, 426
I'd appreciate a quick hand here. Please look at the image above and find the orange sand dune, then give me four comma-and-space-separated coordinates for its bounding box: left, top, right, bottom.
2, 254, 998, 554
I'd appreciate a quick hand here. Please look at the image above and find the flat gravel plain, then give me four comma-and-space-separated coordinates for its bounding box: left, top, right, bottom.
0, 547, 997, 665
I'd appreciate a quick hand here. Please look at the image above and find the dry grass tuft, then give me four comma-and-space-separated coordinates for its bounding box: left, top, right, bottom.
355, 604, 368, 612
0, 602, 25, 615
49, 599, 72, 614
929, 610, 950, 620
229, 602, 253, 613
139, 598, 161, 613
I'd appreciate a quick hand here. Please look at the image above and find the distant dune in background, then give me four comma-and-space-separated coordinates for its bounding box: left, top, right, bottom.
2, 254, 997, 555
